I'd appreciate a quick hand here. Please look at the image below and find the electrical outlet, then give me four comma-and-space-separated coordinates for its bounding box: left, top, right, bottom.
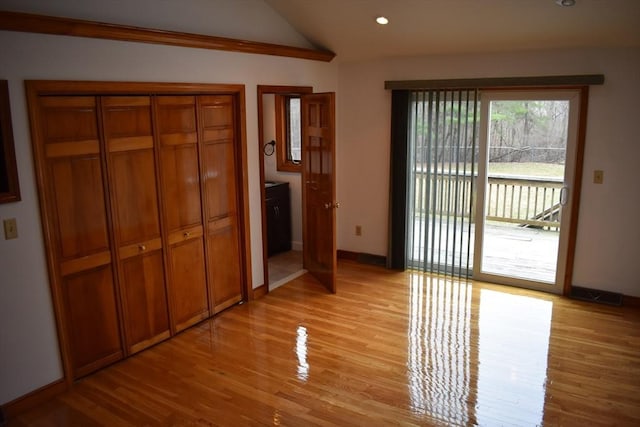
593, 170, 604, 184
4, 218, 18, 240
355, 225, 362, 236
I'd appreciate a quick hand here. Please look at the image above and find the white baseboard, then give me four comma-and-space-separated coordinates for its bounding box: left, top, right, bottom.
291, 241, 303, 251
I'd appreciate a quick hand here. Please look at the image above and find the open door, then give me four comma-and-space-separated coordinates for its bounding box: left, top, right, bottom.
301, 92, 337, 293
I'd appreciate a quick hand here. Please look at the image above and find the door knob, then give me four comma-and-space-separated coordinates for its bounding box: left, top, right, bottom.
324, 202, 332, 209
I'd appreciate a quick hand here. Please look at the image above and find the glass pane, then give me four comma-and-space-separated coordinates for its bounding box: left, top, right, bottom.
481, 100, 568, 283
287, 97, 301, 162
406, 90, 479, 277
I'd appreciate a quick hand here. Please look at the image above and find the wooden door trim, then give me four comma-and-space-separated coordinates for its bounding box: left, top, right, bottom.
25, 84, 75, 386
562, 86, 589, 296
25, 80, 246, 96
234, 87, 253, 303
256, 85, 313, 298
0, 11, 336, 63
25, 80, 253, 389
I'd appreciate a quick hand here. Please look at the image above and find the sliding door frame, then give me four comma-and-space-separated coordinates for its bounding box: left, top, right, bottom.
473, 88, 583, 294
388, 76, 597, 296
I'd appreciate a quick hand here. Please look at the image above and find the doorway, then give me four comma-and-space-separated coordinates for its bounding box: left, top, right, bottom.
258, 86, 312, 291
474, 90, 580, 293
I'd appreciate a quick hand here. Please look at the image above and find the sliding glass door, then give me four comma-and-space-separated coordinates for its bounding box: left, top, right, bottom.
403, 88, 581, 293
406, 89, 479, 276
473, 90, 580, 293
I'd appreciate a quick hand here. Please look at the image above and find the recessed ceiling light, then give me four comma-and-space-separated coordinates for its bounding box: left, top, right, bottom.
555, 0, 576, 6
376, 16, 389, 25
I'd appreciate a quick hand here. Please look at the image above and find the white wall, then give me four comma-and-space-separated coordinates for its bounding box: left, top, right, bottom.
262, 95, 303, 251
0, 0, 313, 49
337, 47, 640, 297
0, 29, 337, 405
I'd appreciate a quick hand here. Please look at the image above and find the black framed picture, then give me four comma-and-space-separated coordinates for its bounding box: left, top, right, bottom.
0, 80, 20, 204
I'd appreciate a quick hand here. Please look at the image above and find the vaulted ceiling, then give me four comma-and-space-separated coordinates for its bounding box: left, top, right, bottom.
264, 0, 640, 62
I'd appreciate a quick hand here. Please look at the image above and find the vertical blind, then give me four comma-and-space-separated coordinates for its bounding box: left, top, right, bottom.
400, 89, 479, 277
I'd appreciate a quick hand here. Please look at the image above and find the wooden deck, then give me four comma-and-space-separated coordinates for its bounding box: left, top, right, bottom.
410, 219, 558, 283
7, 261, 640, 426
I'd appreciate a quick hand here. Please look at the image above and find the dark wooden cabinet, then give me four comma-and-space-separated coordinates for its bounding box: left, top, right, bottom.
266, 182, 291, 256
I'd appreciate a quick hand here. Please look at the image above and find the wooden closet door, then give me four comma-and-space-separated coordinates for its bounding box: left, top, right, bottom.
37, 96, 122, 378
199, 95, 244, 313
155, 96, 209, 332
102, 96, 170, 354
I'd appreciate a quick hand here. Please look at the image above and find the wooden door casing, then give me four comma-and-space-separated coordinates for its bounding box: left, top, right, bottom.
37, 96, 123, 378
199, 95, 243, 313
102, 96, 170, 354
301, 93, 337, 293
155, 96, 209, 332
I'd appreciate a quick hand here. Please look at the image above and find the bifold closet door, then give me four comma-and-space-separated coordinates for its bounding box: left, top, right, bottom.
199, 95, 243, 313
102, 96, 170, 354
37, 96, 123, 378
155, 96, 209, 332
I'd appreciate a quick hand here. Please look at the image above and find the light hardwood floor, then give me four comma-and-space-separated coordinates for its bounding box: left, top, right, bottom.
8, 261, 640, 426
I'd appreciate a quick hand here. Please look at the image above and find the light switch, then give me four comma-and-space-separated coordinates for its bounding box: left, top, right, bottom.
593, 170, 604, 184
4, 218, 18, 240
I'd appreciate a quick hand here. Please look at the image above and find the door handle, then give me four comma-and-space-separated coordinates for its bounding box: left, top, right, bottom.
323, 201, 340, 209
560, 187, 569, 206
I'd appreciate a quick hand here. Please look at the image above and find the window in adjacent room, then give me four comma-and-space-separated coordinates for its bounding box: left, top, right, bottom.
276, 94, 302, 172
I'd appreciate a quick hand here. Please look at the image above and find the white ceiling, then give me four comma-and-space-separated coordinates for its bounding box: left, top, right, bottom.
264, 0, 640, 62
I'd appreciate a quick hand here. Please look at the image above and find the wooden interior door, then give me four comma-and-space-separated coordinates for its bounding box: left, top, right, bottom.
301, 93, 337, 293
155, 96, 209, 332
37, 96, 123, 378
198, 95, 244, 313
102, 96, 170, 354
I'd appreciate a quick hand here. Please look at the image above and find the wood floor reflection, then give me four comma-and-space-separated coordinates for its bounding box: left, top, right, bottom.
9, 261, 640, 426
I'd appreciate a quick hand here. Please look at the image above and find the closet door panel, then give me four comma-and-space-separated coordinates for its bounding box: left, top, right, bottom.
168, 237, 209, 330
159, 144, 202, 231
103, 96, 169, 352
63, 265, 122, 378
156, 96, 209, 330
109, 149, 160, 245
207, 217, 243, 313
199, 95, 243, 311
202, 141, 238, 219
39, 96, 123, 378
200, 96, 238, 219
50, 156, 110, 259
120, 250, 170, 352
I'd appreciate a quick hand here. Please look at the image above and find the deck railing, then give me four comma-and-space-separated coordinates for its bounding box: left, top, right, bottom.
413, 170, 563, 230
